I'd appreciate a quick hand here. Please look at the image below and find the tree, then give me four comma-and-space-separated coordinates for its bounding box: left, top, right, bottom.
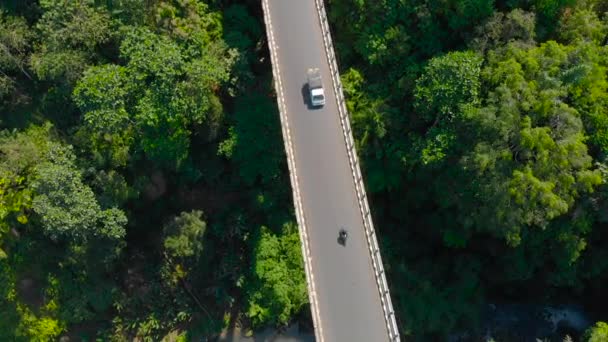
0, 262, 65, 341
395, 39, 606, 338
391, 255, 482, 340
0, 175, 30, 259
341, 67, 405, 193
0, 124, 52, 258
218, 93, 283, 186
0, 122, 128, 331
414, 50, 483, 123
438, 0, 495, 33
412, 51, 483, 166
0, 11, 32, 108
163, 210, 206, 261
453, 42, 603, 245
152, 0, 222, 46
73, 64, 134, 168
245, 223, 307, 327
161, 210, 206, 287
223, 4, 263, 54
0, 124, 54, 176
73, 25, 235, 169
103, 0, 149, 26
558, 8, 607, 44
469, 9, 537, 53
73, 64, 130, 115
30, 0, 113, 85
583, 322, 608, 342
0, 0, 296, 340
31, 144, 127, 243
76, 27, 234, 169
90, 169, 138, 209
28, 142, 127, 324
532, 0, 577, 36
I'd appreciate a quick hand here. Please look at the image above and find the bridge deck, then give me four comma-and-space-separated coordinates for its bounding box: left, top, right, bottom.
263, 0, 391, 340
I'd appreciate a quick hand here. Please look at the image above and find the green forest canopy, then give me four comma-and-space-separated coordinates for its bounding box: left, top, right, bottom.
0, 0, 607, 341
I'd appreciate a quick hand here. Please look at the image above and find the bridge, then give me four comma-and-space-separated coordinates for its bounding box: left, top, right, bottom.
261, 0, 400, 341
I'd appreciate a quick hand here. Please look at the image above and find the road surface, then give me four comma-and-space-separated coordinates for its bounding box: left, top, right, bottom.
265, 0, 391, 340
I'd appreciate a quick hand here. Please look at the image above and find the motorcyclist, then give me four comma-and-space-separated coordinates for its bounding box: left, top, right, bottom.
339, 228, 348, 243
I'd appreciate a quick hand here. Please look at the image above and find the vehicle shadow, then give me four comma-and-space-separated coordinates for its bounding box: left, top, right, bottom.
301, 83, 320, 111
337, 236, 345, 246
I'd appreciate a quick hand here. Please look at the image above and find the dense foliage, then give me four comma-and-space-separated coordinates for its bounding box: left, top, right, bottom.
0, 0, 304, 340
1, 0, 607, 340
329, 0, 608, 339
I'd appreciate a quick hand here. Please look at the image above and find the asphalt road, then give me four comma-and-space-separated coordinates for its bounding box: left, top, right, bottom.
266, 0, 390, 340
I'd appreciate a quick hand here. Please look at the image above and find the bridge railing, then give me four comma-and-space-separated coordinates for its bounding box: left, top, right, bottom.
312, 0, 401, 340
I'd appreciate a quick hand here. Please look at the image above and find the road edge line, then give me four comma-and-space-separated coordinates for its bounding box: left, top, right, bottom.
260, 1, 324, 341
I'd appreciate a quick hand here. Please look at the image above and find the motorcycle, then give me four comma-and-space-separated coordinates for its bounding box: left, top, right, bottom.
338, 228, 348, 245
